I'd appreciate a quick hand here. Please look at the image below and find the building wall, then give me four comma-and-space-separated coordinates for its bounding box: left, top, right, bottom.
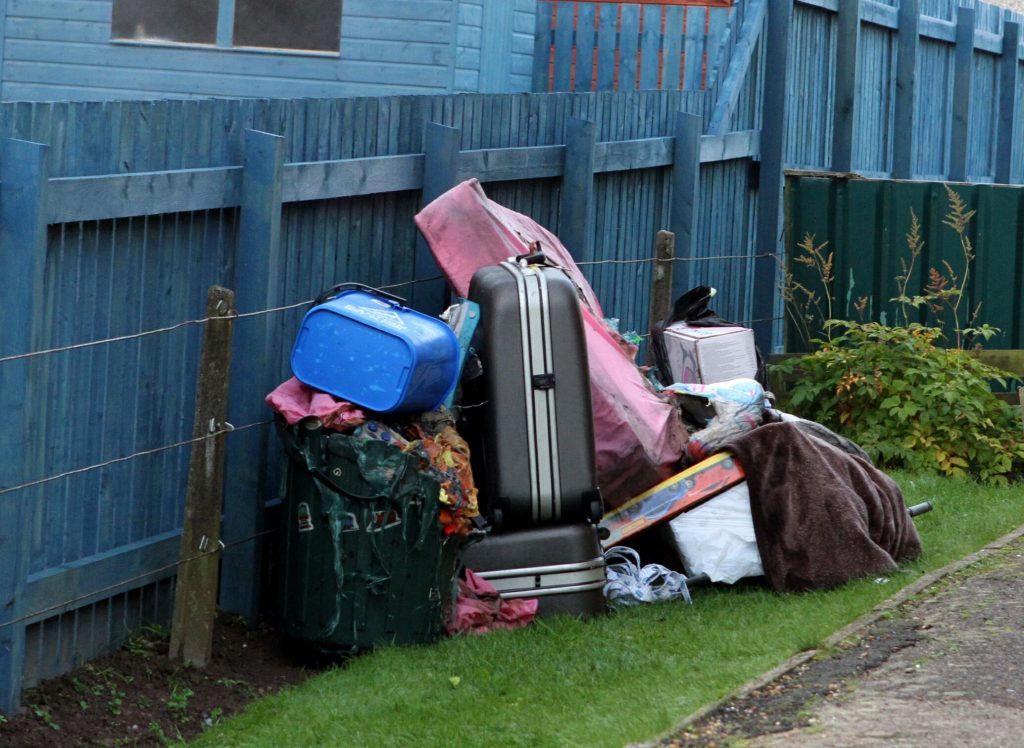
0, 0, 531, 102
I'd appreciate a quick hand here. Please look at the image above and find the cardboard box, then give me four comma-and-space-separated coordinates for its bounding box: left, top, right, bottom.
663, 323, 757, 384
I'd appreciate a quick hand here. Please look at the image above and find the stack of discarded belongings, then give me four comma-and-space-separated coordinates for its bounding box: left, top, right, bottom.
415, 180, 925, 604
268, 283, 494, 653
267, 178, 928, 655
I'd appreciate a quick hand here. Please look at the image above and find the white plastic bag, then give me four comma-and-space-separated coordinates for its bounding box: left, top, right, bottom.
665, 482, 764, 584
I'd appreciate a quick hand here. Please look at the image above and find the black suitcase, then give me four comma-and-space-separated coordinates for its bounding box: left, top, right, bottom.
461, 524, 607, 618
467, 256, 602, 529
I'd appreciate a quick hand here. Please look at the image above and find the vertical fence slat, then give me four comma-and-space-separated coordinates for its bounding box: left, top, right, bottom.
533, 1, 554, 92
618, 6, 641, 91
639, 6, 662, 90
560, 117, 597, 262
682, 6, 705, 89
949, 6, 975, 181
662, 6, 684, 91
412, 123, 460, 314
996, 21, 1020, 185
596, 5, 618, 91
754, 0, 793, 354
832, 0, 861, 173
221, 129, 285, 623
893, 0, 921, 179
553, 2, 576, 92
576, 4, 597, 92
0, 139, 49, 713
670, 112, 702, 299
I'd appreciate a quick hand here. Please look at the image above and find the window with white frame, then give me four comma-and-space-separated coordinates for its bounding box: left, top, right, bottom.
111, 0, 343, 54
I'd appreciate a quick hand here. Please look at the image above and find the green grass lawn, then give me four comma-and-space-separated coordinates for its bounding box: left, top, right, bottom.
193, 472, 1024, 747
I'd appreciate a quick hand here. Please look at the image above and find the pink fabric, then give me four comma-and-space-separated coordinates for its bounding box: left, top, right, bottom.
447, 569, 538, 635
265, 377, 366, 431
581, 308, 690, 506
414, 178, 603, 315
415, 179, 687, 507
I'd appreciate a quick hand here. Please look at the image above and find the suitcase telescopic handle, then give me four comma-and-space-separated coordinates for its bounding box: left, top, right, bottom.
314, 282, 406, 306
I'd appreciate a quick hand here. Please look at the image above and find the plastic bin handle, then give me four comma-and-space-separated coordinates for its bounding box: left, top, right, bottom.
314, 282, 406, 307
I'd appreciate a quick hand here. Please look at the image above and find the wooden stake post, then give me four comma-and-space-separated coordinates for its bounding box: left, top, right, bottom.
169, 286, 236, 665
649, 230, 676, 331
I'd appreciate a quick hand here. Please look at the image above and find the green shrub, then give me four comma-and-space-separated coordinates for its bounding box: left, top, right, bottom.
773, 321, 1024, 484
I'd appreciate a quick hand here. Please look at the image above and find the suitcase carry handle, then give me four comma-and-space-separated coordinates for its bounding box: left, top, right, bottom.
514, 251, 552, 267
314, 282, 406, 307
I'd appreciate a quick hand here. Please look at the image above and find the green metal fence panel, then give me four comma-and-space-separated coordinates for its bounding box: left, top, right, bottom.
785, 175, 1024, 351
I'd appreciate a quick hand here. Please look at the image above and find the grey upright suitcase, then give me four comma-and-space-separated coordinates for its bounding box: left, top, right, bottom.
467, 254, 602, 530
461, 524, 607, 618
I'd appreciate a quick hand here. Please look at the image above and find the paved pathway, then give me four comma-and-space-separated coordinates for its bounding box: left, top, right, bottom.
660, 533, 1024, 747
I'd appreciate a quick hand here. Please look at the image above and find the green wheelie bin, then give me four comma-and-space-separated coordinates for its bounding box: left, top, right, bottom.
276, 419, 465, 653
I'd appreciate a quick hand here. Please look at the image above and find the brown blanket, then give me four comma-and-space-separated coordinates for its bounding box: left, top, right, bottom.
722, 423, 922, 592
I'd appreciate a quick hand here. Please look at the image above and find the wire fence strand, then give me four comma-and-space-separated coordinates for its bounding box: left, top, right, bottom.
0, 275, 450, 366
575, 252, 771, 267
0, 420, 273, 498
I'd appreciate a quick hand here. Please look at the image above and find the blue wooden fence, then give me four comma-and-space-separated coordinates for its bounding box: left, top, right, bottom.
4, 0, 1024, 714
784, 0, 1024, 181
0, 90, 766, 712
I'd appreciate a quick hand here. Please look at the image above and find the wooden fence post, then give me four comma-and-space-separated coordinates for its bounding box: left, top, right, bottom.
169, 287, 235, 666
832, 0, 861, 173
752, 0, 793, 354
412, 123, 460, 314
221, 129, 284, 623
949, 6, 975, 183
669, 112, 702, 300
892, 0, 920, 180
560, 117, 597, 264
996, 21, 1020, 185
649, 230, 676, 332
0, 139, 49, 714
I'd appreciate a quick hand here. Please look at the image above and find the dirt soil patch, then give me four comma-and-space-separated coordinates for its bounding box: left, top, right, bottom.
0, 613, 318, 747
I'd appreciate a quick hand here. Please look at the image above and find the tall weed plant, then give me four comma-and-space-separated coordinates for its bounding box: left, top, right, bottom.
774, 185, 1024, 484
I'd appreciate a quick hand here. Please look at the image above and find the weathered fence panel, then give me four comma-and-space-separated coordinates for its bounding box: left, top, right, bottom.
533, 0, 736, 92
5, 0, 1024, 714
785, 175, 1024, 350
0, 89, 768, 711
784, 0, 1024, 182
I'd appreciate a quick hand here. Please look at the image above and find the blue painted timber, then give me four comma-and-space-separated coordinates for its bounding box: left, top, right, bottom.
893, 0, 921, 179
560, 117, 597, 263
413, 123, 461, 315
707, 0, 768, 137
0, 0, 533, 101
670, 112, 703, 298
222, 130, 284, 622
949, 7, 975, 182
534, 1, 736, 94
0, 139, 49, 713
996, 22, 1021, 185
575, 4, 597, 92
832, 0, 861, 172
754, 0, 793, 353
